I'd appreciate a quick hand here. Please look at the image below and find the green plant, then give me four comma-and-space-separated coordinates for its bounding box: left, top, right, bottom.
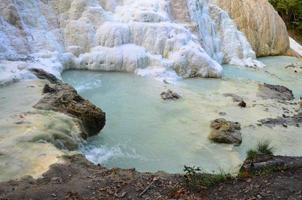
257, 140, 274, 155
269, 0, 302, 34
246, 140, 274, 161
246, 149, 258, 160
183, 166, 232, 191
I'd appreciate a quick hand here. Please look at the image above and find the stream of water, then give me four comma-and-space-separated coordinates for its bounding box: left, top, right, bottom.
62, 56, 302, 174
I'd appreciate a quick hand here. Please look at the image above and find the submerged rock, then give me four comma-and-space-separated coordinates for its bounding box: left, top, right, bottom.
30, 68, 106, 138
257, 83, 294, 101
285, 63, 302, 73
259, 112, 302, 128
223, 93, 243, 102
160, 90, 181, 101
223, 93, 246, 107
209, 118, 242, 145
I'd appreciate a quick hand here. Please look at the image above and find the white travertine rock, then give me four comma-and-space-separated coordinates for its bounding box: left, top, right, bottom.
0, 0, 289, 83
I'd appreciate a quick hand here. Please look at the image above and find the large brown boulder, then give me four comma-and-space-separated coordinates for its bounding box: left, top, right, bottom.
213, 0, 289, 56
30, 68, 106, 138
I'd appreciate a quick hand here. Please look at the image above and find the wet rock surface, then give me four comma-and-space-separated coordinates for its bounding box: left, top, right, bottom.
209, 118, 242, 145
160, 89, 181, 100
30, 68, 106, 138
257, 83, 294, 101
241, 155, 302, 173
259, 111, 302, 128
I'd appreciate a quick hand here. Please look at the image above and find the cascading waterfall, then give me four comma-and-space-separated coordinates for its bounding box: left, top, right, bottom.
0, 0, 264, 84
187, 0, 264, 67
187, 0, 224, 63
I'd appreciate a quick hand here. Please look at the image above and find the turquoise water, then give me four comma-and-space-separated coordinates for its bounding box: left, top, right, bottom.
62, 56, 302, 174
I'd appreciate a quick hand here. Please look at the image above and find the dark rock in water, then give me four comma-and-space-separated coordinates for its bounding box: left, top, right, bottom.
208, 118, 242, 145
238, 100, 247, 108
259, 112, 302, 128
257, 83, 294, 101
161, 90, 181, 100
282, 123, 288, 128
223, 93, 243, 102
30, 68, 106, 138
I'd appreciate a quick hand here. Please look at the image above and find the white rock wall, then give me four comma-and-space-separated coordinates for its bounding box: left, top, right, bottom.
0, 0, 271, 83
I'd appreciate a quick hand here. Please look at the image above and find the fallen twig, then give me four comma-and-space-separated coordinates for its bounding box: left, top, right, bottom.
139, 177, 159, 197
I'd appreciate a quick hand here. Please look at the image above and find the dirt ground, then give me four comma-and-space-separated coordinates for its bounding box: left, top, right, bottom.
0, 155, 302, 200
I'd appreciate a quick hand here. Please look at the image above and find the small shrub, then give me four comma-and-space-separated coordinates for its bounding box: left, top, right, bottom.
246, 149, 258, 160
246, 140, 274, 161
183, 166, 232, 191
257, 140, 274, 155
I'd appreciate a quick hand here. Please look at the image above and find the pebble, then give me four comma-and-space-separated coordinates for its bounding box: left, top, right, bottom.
238, 100, 247, 108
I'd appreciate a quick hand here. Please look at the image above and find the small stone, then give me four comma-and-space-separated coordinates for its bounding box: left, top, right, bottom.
51, 193, 57, 197
160, 90, 181, 100
238, 100, 247, 108
282, 123, 288, 128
